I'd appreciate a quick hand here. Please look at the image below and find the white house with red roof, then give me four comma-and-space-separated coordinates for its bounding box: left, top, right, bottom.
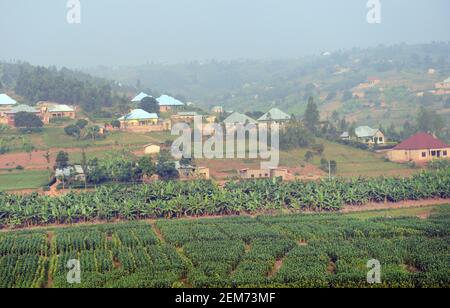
388, 132, 450, 163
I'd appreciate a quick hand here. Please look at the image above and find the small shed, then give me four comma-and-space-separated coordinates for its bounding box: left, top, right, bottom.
144, 144, 161, 155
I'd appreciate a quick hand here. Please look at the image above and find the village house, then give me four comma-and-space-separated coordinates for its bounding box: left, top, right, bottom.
55, 165, 86, 182
223, 112, 258, 126
5, 104, 42, 126
131, 92, 151, 103
38, 102, 76, 122
434, 77, 450, 95
387, 132, 450, 163
171, 112, 200, 124
175, 162, 210, 180
211, 106, 224, 113
435, 77, 450, 90
118, 109, 171, 132
258, 108, 291, 126
354, 126, 385, 145
0, 94, 17, 121
157, 95, 185, 112
239, 168, 289, 180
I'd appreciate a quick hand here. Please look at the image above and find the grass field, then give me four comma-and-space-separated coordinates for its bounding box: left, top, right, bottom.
42, 128, 157, 148
280, 139, 415, 177
0, 205, 448, 288
0, 170, 51, 191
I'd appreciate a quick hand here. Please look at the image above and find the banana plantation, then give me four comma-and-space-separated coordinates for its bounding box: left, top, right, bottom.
1, 168, 450, 229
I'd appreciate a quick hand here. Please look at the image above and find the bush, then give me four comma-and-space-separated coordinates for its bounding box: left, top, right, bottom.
49, 117, 71, 124
15, 165, 24, 170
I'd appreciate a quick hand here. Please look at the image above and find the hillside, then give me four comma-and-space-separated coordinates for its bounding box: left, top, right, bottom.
85, 43, 450, 129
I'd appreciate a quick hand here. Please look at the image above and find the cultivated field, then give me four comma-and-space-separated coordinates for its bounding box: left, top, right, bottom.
0, 205, 448, 288
280, 139, 415, 177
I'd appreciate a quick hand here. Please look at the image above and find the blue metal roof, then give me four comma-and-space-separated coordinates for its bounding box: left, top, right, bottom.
157, 95, 185, 106
0, 94, 17, 105
119, 109, 159, 121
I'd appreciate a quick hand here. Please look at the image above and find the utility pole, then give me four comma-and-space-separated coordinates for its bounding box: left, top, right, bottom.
328, 160, 331, 180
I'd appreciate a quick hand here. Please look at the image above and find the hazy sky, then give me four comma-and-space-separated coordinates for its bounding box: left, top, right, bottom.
1, 0, 449, 67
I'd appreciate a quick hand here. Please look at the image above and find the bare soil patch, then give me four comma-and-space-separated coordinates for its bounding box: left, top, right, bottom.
341, 198, 449, 213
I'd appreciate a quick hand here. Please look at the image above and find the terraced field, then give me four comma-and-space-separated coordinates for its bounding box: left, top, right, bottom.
0, 205, 448, 288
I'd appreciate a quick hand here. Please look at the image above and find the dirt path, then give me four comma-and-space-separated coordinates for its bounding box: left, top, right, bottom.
341, 198, 450, 213
45, 231, 54, 289
150, 222, 166, 244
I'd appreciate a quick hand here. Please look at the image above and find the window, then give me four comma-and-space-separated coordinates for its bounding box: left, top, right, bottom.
379, 137, 383, 142
444, 151, 448, 157
251, 175, 255, 178
431, 151, 436, 157
422, 152, 427, 158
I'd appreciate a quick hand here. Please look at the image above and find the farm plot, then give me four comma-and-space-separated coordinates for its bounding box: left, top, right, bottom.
0, 206, 448, 288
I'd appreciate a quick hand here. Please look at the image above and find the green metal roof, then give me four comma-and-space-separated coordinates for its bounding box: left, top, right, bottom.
258, 108, 291, 121
48, 104, 74, 112
355, 126, 379, 138
7, 104, 39, 114
223, 112, 257, 125
118, 109, 159, 121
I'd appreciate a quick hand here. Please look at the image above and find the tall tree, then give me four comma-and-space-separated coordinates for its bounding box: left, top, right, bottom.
14, 112, 44, 129
303, 97, 320, 134
55, 151, 70, 170
139, 97, 160, 114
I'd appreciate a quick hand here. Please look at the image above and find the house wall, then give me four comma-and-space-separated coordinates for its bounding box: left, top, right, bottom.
388, 148, 450, 163
240, 168, 288, 180
159, 106, 172, 112
49, 111, 76, 119
144, 145, 161, 155
435, 82, 450, 89
240, 169, 271, 179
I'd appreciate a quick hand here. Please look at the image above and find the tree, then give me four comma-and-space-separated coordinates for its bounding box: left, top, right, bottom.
280, 121, 315, 150
445, 98, 450, 108
138, 156, 156, 178
304, 151, 314, 162
312, 144, 325, 156
55, 151, 69, 170
303, 97, 320, 134
43, 151, 51, 164
342, 91, 353, 101
156, 150, 179, 181
86, 126, 101, 141
331, 111, 340, 124
14, 112, 43, 129
180, 157, 194, 167
64, 124, 81, 139
417, 107, 444, 134
111, 120, 121, 129
140, 97, 159, 114
76, 119, 89, 129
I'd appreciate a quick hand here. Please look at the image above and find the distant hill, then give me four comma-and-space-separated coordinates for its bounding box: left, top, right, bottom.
0, 62, 134, 114
84, 43, 450, 128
